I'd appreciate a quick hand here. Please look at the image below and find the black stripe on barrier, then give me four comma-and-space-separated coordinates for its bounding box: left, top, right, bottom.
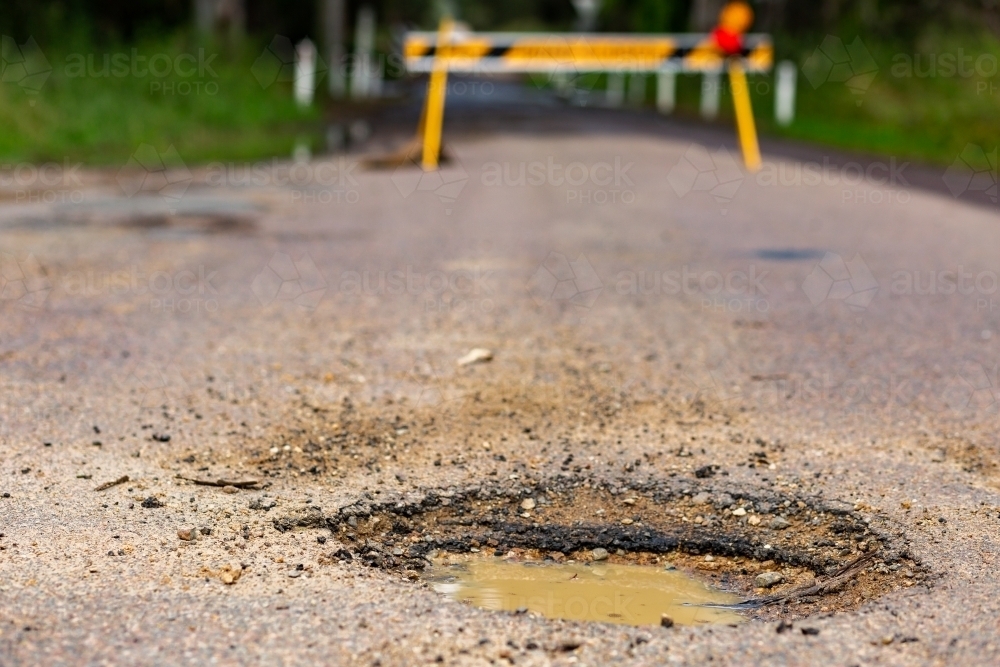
416, 45, 760, 59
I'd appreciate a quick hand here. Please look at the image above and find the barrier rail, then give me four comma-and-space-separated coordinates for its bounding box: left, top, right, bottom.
403, 32, 773, 74
400, 3, 772, 174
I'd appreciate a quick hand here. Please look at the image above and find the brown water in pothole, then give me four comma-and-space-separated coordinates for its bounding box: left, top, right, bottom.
425, 557, 745, 627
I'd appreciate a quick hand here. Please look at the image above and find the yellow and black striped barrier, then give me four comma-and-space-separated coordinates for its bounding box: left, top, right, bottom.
403, 32, 773, 74
404, 5, 771, 173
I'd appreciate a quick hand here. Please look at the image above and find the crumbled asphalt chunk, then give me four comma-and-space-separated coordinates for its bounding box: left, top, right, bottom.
770, 516, 792, 530
272, 506, 325, 532
714, 493, 734, 509
141, 497, 164, 508
755, 572, 784, 588
152, 434, 171, 442
694, 465, 719, 478
801, 627, 820, 636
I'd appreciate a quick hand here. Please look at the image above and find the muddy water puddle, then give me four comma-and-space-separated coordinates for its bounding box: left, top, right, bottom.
425, 557, 745, 627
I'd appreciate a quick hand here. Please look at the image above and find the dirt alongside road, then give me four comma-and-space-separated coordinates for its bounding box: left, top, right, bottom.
2, 111, 1000, 665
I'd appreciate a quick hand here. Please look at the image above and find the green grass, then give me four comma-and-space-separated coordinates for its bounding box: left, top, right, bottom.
1, 31, 996, 168
673, 33, 1000, 165
0, 34, 323, 165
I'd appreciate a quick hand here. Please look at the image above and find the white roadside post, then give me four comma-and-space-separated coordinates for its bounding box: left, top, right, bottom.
775, 60, 796, 126
701, 69, 721, 119
656, 65, 677, 114
606, 71, 625, 106
628, 72, 645, 106
294, 38, 317, 108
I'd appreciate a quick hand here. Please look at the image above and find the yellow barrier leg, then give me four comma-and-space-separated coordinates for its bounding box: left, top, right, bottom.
422, 18, 453, 171
727, 60, 761, 173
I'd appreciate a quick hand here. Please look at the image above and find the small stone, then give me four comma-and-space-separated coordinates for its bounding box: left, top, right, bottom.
660, 615, 674, 628
769, 516, 791, 530
930, 449, 946, 463
880, 634, 894, 645
219, 563, 242, 585
621, 518, 633, 525
691, 492, 711, 505
714, 493, 734, 509
748, 515, 761, 526
591, 548, 609, 561
177, 527, 196, 541
221, 485, 239, 494
521, 498, 536, 511
622, 497, 637, 505
755, 571, 784, 588
732, 507, 747, 517
141, 497, 164, 509
704, 555, 714, 562
249, 497, 277, 511
457, 348, 493, 366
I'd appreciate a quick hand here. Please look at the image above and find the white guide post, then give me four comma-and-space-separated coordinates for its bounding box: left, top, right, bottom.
775, 60, 796, 126
294, 38, 317, 108
606, 71, 625, 106
700, 70, 721, 120
656, 67, 676, 114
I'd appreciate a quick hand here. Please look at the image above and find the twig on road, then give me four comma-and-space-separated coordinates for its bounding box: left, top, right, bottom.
176, 475, 260, 489
94, 475, 129, 491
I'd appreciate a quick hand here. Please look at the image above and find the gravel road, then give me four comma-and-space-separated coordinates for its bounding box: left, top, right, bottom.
2, 103, 999, 666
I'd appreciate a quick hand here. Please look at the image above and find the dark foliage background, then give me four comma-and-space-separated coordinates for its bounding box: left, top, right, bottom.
3, 1, 998, 45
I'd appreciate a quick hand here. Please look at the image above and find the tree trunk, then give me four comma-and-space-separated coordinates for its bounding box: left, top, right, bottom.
193, 0, 245, 37
323, 0, 346, 97
688, 0, 726, 31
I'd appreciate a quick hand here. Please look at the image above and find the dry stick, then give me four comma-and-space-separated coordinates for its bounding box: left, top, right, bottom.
94, 475, 129, 491
750, 551, 879, 607
176, 475, 260, 489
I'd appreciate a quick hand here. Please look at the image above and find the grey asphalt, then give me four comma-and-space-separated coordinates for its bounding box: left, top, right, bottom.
1, 101, 1000, 666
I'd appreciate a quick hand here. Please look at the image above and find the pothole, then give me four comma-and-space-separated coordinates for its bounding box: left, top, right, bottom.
273, 476, 926, 624
424, 555, 744, 627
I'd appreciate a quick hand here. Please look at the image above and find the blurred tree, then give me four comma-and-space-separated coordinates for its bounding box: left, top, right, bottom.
600, 0, 690, 32
194, 0, 246, 36
1, 0, 998, 45
688, 0, 724, 30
